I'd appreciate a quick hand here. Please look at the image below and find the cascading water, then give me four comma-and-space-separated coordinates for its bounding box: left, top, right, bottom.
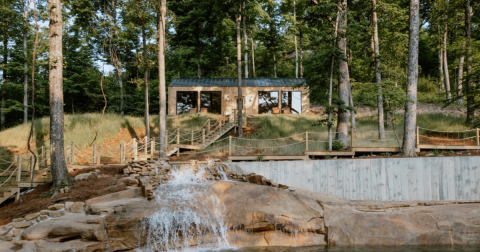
142, 163, 230, 251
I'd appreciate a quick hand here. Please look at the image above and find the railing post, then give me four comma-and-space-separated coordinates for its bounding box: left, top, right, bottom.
151, 138, 155, 156
234, 109, 237, 124
41, 146, 45, 167
207, 120, 211, 133
177, 128, 180, 144
133, 138, 138, 161
191, 130, 194, 145
202, 129, 206, 145
229, 136, 232, 156
416, 126, 420, 147
305, 131, 309, 153
219, 118, 222, 129
71, 142, 75, 164
144, 137, 148, 156
17, 155, 22, 181
93, 144, 96, 164
351, 128, 354, 148
120, 143, 124, 164
97, 145, 101, 165
477, 128, 479, 146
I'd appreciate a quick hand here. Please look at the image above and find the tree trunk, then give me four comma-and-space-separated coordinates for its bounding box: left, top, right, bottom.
251, 35, 255, 78
273, 53, 277, 78
443, 23, 451, 101
23, 0, 28, 124
111, 0, 124, 117
457, 39, 465, 104
336, 0, 349, 147
236, 5, 243, 136
243, 2, 248, 79
465, 0, 474, 124
402, 0, 420, 157
328, 7, 340, 151
1, 38, 6, 130
373, 0, 385, 140
300, 28, 304, 78
141, 16, 150, 138
294, 0, 298, 79
158, 0, 167, 157
48, 0, 75, 190
438, 30, 444, 94
196, 45, 201, 78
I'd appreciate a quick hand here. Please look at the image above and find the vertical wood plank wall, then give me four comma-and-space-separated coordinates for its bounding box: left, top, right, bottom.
226, 157, 480, 201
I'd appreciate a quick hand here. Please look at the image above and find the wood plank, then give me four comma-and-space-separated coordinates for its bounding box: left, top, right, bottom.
306, 151, 355, 156
170, 144, 202, 150
418, 145, 480, 150
228, 155, 309, 161
353, 147, 401, 152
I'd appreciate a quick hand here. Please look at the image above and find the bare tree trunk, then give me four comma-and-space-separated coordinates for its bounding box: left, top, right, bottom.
111, 0, 124, 117
443, 23, 451, 101
438, 31, 444, 94
348, 74, 355, 130
294, 0, 298, 78
327, 7, 340, 151
273, 53, 277, 78
465, 0, 474, 124
23, 0, 28, 124
457, 39, 465, 104
373, 0, 385, 140
236, 5, 243, 136
402, 0, 420, 157
251, 35, 255, 78
300, 28, 304, 78
243, 2, 249, 78
48, 0, 74, 190
141, 16, 150, 138
1, 38, 6, 130
196, 46, 201, 78
158, 0, 167, 157
336, 0, 349, 147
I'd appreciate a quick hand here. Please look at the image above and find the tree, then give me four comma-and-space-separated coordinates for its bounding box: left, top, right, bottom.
402, 0, 420, 157
236, 2, 243, 136
22, 0, 29, 124
48, 0, 75, 191
158, 0, 167, 157
336, 0, 350, 147
465, 0, 474, 124
372, 0, 385, 140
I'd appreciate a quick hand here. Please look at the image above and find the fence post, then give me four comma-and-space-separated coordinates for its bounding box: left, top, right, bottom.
71, 142, 75, 164
477, 128, 479, 146
229, 136, 232, 156
191, 130, 194, 145
350, 127, 354, 148
134, 138, 138, 161
416, 126, 420, 147
144, 137, 148, 156
17, 155, 22, 181
93, 144, 96, 164
151, 138, 155, 156
202, 129, 206, 145
305, 131, 309, 153
41, 146, 45, 167
120, 143, 124, 164
177, 128, 180, 144
219, 118, 222, 129
97, 145, 101, 165
207, 120, 211, 133
234, 109, 237, 125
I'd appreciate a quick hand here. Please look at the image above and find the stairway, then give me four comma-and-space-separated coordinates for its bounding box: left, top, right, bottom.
0, 169, 51, 205
191, 122, 236, 148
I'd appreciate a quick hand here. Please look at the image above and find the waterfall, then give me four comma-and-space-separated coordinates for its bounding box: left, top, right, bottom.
143, 164, 230, 251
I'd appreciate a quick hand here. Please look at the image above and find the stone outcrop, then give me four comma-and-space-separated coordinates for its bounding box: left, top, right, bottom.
1, 159, 480, 251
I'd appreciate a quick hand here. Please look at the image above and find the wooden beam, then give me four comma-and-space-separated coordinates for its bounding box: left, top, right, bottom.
418, 145, 480, 150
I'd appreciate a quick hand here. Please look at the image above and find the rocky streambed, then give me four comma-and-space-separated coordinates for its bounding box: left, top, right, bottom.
1, 160, 480, 251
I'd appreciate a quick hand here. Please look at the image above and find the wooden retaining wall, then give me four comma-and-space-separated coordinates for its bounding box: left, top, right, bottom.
226, 156, 480, 201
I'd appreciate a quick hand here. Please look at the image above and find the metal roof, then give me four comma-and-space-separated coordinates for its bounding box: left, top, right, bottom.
169, 78, 306, 87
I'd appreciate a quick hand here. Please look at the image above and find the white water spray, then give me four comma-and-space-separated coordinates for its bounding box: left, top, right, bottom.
143, 164, 230, 251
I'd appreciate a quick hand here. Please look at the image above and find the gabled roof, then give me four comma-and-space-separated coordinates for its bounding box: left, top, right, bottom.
169, 78, 306, 87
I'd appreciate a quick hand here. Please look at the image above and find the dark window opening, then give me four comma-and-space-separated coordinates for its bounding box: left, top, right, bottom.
281, 91, 302, 114
176, 91, 198, 115
258, 91, 279, 114
200, 91, 222, 114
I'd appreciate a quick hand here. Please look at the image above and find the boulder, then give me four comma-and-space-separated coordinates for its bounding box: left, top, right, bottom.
75, 172, 94, 181
12, 222, 32, 229
24, 213, 40, 221
48, 211, 65, 218
70, 202, 85, 214
47, 204, 64, 211
12, 229, 22, 237
12, 218, 24, 223
39, 210, 50, 216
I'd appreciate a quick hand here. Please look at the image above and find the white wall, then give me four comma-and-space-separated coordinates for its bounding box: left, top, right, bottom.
226, 157, 480, 201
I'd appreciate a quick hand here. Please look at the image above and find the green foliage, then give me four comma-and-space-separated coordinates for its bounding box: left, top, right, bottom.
433, 149, 439, 157
332, 141, 344, 151
256, 155, 264, 161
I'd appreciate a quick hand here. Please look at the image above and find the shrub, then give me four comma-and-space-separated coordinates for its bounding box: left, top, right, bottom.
332, 141, 344, 151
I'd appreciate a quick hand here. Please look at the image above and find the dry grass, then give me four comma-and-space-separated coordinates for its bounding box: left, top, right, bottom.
0, 166, 127, 226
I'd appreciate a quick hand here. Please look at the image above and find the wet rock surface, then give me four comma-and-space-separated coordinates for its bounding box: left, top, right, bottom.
1, 159, 480, 251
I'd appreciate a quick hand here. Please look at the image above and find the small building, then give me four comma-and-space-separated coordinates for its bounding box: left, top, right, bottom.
168, 78, 309, 116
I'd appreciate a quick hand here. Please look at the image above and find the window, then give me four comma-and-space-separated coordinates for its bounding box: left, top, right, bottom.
258, 91, 279, 114
200, 91, 222, 114
176, 91, 198, 115
282, 91, 302, 114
